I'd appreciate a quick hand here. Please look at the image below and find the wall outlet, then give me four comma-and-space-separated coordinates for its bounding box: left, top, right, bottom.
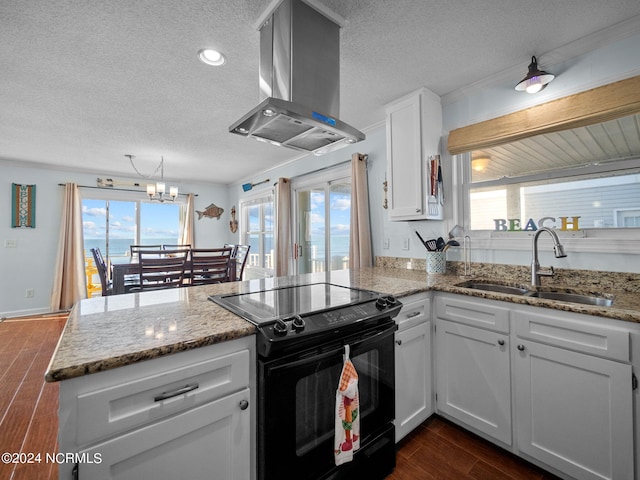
4, 239, 17, 248
25, 288, 35, 298
383, 238, 390, 249
402, 237, 410, 250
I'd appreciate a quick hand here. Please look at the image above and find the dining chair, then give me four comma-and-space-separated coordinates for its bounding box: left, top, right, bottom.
134, 249, 189, 291
91, 248, 112, 296
224, 244, 250, 280
130, 244, 162, 257
190, 247, 234, 285
162, 244, 191, 251
233, 244, 250, 281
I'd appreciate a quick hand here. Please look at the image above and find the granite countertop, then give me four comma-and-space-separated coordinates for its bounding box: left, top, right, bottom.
46, 266, 640, 383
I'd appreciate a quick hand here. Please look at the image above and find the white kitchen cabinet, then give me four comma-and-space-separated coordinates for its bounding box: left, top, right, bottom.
58, 336, 255, 480
394, 293, 432, 441
435, 319, 512, 445
434, 293, 637, 480
385, 88, 442, 221
513, 308, 634, 480
434, 295, 512, 445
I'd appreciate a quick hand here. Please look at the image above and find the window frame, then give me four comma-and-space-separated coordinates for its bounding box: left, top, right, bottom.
80, 188, 186, 263
455, 153, 640, 254
239, 190, 275, 278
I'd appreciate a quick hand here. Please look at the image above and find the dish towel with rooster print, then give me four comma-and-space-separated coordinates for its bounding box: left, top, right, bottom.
335, 344, 360, 466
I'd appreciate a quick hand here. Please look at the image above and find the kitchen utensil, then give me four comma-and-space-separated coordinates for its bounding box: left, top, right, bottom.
437, 158, 444, 205
448, 225, 464, 239
428, 156, 439, 215
415, 231, 429, 250
436, 237, 446, 251
425, 238, 437, 251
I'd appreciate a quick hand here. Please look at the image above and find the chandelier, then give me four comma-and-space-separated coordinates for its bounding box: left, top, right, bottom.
126, 154, 178, 202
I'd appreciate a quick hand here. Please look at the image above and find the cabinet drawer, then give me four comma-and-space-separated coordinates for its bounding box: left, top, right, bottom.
514, 308, 629, 362
396, 293, 430, 330
435, 294, 509, 333
76, 347, 250, 445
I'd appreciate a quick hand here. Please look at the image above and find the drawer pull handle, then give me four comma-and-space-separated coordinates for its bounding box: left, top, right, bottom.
239, 399, 249, 410
154, 383, 199, 402
405, 311, 421, 319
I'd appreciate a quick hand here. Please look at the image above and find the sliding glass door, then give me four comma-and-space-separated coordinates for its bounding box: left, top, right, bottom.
293, 167, 351, 274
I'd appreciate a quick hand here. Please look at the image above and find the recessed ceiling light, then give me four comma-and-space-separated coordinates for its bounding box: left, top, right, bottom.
198, 49, 226, 66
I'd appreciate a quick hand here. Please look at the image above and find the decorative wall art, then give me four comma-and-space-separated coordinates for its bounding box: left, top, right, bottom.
196, 203, 224, 220
11, 183, 36, 228
229, 206, 238, 233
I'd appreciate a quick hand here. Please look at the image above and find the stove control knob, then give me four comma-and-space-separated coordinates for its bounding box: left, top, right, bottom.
273, 319, 288, 336
385, 295, 398, 307
375, 297, 389, 310
291, 315, 305, 331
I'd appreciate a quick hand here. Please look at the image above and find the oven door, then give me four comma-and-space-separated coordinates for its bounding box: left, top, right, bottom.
258, 322, 396, 480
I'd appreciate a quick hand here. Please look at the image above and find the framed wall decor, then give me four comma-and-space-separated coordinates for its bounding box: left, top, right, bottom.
11, 183, 36, 228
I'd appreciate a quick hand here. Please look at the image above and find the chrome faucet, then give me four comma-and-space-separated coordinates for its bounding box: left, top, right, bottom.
531, 227, 567, 287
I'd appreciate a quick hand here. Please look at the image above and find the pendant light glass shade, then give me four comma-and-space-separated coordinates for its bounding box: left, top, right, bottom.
515, 56, 555, 94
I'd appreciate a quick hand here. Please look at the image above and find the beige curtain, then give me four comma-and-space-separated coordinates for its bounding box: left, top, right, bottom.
51, 183, 86, 311
275, 178, 291, 276
349, 153, 373, 269
179, 193, 195, 246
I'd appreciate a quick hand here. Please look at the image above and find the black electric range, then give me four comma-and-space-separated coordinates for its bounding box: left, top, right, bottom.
209, 282, 401, 358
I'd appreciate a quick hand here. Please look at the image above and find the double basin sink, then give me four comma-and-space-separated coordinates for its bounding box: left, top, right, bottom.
456, 280, 614, 307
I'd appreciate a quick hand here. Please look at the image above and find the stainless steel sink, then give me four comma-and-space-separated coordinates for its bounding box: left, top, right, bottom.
526, 291, 614, 307
455, 281, 530, 296
455, 280, 614, 307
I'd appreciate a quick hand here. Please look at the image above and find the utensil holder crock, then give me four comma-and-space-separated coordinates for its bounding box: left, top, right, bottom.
426, 251, 446, 274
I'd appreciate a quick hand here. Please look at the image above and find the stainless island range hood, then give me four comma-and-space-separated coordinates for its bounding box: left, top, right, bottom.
229, 0, 365, 155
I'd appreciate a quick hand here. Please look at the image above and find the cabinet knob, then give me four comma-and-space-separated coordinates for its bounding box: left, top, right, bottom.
517, 344, 525, 351
415, 208, 421, 213
498, 339, 505, 346
396, 339, 402, 346
239, 399, 249, 410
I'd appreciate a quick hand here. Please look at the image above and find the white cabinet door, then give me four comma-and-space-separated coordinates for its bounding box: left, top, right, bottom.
386, 94, 423, 220
77, 388, 251, 480
435, 319, 511, 445
514, 341, 634, 480
395, 321, 432, 441
385, 88, 442, 221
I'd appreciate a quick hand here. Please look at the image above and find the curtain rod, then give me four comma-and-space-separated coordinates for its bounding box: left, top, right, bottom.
57, 184, 198, 197
283, 155, 366, 183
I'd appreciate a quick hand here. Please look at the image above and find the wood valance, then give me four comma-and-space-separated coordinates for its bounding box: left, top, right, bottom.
447, 75, 640, 155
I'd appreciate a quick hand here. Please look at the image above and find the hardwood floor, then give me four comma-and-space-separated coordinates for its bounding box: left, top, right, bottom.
0, 314, 66, 480
389, 417, 562, 480
0, 314, 560, 480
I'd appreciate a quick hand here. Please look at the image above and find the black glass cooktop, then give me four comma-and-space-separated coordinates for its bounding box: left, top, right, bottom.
209, 283, 380, 325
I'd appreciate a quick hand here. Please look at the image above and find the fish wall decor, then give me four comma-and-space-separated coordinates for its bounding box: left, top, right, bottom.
196, 203, 224, 220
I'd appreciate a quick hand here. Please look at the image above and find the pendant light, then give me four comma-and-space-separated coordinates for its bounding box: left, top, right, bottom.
515, 56, 555, 94
126, 155, 178, 202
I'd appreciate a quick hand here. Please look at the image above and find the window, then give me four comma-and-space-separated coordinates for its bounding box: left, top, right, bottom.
293, 166, 351, 274
466, 160, 640, 232
82, 190, 182, 265
240, 193, 274, 278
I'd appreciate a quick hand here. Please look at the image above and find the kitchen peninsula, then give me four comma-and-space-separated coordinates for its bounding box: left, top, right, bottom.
47, 265, 640, 480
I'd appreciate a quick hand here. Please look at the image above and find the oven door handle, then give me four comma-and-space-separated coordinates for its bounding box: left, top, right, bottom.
267, 325, 396, 374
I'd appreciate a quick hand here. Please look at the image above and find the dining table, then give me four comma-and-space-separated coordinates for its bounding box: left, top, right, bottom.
111, 257, 236, 295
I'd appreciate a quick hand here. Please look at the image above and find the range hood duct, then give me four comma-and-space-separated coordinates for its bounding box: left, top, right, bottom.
229, 0, 365, 155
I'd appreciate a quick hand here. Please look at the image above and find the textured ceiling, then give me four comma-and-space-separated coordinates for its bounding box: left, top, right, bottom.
2, 0, 640, 185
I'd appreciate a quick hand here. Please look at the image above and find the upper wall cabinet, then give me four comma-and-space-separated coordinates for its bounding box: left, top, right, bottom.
385, 88, 442, 221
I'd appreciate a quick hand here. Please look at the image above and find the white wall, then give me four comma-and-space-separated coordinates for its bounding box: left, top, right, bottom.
0, 160, 232, 317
